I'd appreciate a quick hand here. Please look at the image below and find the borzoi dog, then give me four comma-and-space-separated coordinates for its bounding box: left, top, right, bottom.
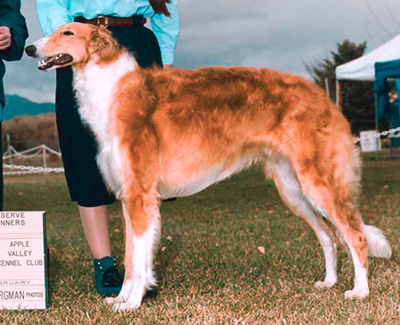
25, 23, 391, 311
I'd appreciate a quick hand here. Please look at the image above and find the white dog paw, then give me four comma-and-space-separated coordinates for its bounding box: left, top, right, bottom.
104, 296, 124, 305
112, 301, 141, 312
105, 279, 132, 305
103, 297, 115, 304
344, 287, 369, 299
314, 280, 337, 289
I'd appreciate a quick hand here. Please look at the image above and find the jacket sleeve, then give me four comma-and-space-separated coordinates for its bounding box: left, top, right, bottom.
150, 0, 180, 65
0, 0, 29, 61
37, 0, 73, 36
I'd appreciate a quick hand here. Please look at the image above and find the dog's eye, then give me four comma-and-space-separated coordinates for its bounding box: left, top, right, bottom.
63, 31, 74, 36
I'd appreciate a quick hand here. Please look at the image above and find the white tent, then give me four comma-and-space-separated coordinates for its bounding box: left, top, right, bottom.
336, 34, 400, 81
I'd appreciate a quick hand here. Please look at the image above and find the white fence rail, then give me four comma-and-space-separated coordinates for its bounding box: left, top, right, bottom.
3, 144, 64, 175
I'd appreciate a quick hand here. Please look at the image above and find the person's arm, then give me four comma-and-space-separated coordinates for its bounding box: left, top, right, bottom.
0, 0, 28, 61
37, 0, 73, 36
150, 0, 179, 66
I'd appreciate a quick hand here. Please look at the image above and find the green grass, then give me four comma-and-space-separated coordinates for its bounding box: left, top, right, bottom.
1, 157, 399, 324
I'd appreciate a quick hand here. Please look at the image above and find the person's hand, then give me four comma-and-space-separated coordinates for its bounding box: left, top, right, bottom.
0, 26, 11, 51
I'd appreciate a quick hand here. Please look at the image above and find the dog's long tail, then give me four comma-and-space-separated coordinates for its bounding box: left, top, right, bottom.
363, 224, 392, 258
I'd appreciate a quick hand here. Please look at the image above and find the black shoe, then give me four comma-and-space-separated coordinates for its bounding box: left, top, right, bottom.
93, 256, 123, 296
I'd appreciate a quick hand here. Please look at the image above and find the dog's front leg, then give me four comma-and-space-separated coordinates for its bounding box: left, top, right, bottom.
104, 202, 134, 306
111, 194, 161, 311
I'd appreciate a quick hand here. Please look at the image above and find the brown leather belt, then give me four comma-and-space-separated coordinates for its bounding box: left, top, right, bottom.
74, 15, 147, 27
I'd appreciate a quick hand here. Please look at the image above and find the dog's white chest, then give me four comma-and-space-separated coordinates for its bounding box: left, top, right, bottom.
72, 55, 136, 197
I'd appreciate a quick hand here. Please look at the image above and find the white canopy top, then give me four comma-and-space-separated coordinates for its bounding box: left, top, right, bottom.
335, 34, 400, 81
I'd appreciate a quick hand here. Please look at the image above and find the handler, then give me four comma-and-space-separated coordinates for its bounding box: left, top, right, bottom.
0, 0, 28, 210
36, 0, 179, 296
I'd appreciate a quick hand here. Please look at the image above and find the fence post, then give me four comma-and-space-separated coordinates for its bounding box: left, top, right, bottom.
42, 144, 47, 169
6, 134, 12, 164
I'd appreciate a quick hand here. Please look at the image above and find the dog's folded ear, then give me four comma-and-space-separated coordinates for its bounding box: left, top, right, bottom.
89, 25, 120, 61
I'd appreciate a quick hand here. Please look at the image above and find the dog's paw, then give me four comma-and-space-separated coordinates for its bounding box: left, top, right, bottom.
344, 287, 369, 299
104, 296, 121, 305
112, 301, 141, 312
314, 280, 337, 289
104, 279, 133, 305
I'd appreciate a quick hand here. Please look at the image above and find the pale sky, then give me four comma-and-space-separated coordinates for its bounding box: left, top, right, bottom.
3, 0, 400, 104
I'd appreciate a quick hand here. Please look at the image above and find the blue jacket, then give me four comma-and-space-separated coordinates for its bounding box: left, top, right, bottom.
0, 0, 28, 112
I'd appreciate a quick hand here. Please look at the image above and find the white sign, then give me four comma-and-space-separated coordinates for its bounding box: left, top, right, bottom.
360, 130, 381, 152
0, 211, 48, 310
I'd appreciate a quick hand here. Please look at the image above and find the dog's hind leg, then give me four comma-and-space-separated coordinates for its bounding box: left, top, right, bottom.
302, 185, 369, 299
266, 156, 338, 288
286, 138, 370, 299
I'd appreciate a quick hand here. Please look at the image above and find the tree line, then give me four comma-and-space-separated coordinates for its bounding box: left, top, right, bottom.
2, 113, 59, 152
306, 39, 379, 135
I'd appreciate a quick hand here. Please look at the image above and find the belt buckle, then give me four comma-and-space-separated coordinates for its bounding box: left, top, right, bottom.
97, 15, 109, 26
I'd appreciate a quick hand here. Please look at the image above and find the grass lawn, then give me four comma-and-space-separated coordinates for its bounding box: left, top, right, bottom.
1, 157, 399, 324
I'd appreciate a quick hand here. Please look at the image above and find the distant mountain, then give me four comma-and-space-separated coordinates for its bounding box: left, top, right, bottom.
3, 95, 55, 120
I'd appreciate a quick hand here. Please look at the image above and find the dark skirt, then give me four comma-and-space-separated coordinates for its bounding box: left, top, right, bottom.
55, 24, 163, 207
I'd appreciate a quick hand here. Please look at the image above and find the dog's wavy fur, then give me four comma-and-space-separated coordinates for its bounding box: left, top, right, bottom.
28, 23, 391, 310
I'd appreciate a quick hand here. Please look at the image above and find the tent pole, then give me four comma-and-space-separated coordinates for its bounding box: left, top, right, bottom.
336, 79, 343, 111
374, 93, 380, 160
325, 77, 330, 98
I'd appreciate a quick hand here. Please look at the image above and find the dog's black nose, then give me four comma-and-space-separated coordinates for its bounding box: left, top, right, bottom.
25, 45, 37, 57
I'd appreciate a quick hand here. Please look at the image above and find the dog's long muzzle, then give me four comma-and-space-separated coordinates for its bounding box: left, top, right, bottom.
25, 44, 73, 71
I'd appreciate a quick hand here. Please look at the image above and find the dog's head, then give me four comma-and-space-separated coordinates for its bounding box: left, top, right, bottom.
25, 22, 120, 71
